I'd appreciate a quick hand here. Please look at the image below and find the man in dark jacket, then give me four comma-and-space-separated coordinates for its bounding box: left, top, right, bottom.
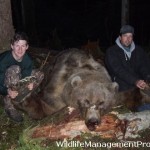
105, 25, 150, 92
0, 32, 44, 122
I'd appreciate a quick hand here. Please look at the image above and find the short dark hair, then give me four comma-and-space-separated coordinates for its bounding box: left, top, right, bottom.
11, 32, 29, 45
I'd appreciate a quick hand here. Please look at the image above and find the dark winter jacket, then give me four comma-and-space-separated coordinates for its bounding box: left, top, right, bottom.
0, 50, 33, 95
105, 39, 150, 91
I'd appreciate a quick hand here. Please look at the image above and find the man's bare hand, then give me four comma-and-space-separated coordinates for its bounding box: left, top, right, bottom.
7, 88, 18, 99
136, 80, 148, 89
27, 83, 34, 91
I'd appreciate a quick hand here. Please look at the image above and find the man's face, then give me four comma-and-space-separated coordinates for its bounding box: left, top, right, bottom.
11, 40, 28, 60
119, 33, 133, 47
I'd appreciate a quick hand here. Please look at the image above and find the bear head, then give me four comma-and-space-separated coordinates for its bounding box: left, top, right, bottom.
63, 71, 118, 131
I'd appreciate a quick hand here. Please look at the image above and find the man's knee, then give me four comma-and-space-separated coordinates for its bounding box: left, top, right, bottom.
4, 65, 21, 88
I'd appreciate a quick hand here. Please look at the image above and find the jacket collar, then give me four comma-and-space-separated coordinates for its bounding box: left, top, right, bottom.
115, 37, 135, 59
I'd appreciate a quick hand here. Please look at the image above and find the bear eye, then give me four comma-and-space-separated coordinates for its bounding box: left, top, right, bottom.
97, 101, 104, 109
98, 101, 104, 106
84, 99, 90, 107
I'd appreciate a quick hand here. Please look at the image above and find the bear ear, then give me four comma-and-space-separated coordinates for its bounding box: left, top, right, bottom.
112, 82, 119, 92
71, 76, 82, 87
107, 82, 119, 93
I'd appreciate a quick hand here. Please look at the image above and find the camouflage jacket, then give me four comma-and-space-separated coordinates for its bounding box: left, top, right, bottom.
0, 50, 33, 95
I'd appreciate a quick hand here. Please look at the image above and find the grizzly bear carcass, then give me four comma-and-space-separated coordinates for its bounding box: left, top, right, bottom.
45, 49, 118, 129
19, 49, 119, 130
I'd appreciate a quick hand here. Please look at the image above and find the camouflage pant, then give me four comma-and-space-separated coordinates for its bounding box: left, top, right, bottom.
3, 65, 44, 109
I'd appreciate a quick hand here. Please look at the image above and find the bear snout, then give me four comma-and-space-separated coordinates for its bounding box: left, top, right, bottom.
84, 105, 101, 131
85, 118, 100, 131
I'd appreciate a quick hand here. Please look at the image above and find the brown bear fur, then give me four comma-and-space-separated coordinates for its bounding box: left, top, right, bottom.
43, 48, 111, 106
117, 88, 143, 112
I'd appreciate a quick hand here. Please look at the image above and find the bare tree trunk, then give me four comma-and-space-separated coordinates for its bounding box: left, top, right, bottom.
21, 0, 38, 45
121, 0, 129, 26
0, 0, 14, 51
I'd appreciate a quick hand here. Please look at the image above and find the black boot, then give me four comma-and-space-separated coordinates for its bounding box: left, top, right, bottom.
4, 97, 23, 122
